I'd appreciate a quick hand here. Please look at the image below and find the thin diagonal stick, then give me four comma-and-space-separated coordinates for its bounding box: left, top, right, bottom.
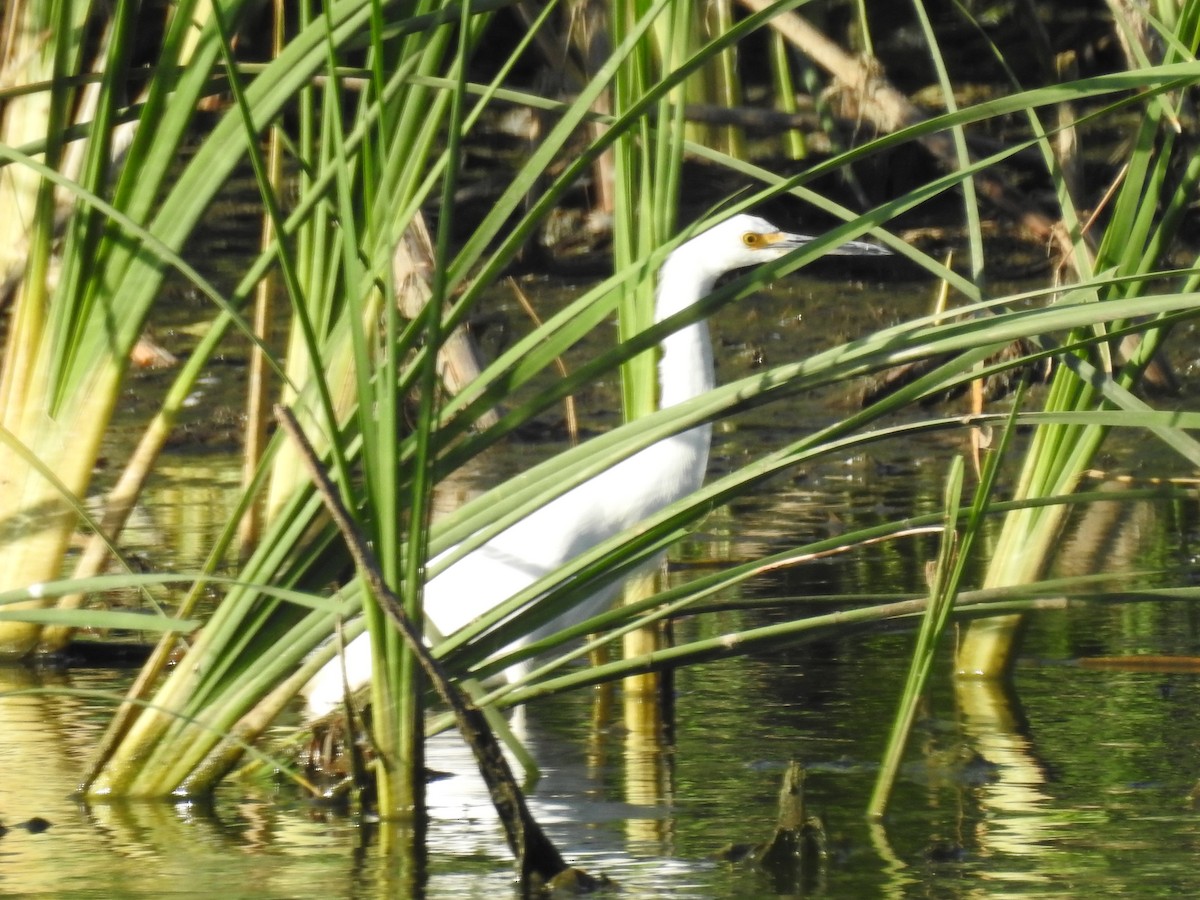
275, 404, 567, 882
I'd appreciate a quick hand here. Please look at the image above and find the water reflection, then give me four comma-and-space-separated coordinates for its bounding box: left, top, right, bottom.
954, 678, 1057, 870
6, 594, 1200, 896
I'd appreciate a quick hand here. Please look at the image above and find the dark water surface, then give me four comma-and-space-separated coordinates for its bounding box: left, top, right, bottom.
4, 270, 1200, 897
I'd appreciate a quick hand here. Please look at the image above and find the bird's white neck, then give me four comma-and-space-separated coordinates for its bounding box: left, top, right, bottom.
655, 257, 718, 409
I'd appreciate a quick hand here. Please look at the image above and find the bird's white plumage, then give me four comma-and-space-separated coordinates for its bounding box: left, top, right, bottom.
302, 214, 885, 717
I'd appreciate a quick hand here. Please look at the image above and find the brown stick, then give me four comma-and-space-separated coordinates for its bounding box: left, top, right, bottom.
275, 404, 570, 886
393, 211, 501, 429
740, 0, 1071, 256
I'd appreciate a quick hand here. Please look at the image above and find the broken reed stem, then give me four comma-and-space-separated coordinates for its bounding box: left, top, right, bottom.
274, 404, 568, 884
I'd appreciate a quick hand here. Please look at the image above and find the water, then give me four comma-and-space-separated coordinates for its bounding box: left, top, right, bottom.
7, 622, 1200, 895
4, 270, 1200, 896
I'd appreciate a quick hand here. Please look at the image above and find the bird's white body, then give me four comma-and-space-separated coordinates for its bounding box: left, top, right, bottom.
303, 215, 886, 717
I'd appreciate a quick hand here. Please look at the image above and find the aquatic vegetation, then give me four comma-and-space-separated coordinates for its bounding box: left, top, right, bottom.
1, 7, 1198, 882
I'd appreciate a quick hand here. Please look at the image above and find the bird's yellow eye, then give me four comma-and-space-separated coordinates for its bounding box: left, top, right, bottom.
742, 232, 762, 248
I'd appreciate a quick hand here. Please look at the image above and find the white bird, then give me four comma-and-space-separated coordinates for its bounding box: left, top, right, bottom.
303, 213, 888, 717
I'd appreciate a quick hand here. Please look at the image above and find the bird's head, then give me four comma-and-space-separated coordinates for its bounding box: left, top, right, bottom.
709, 214, 806, 264
656, 213, 889, 321
677, 213, 888, 279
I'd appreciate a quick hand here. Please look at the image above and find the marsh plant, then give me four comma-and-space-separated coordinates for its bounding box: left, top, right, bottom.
1, 0, 1198, 843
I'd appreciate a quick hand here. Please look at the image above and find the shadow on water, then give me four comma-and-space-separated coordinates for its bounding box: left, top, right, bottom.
5, 270, 1200, 896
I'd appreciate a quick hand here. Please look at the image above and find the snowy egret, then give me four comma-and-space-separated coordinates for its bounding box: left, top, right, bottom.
303, 214, 888, 717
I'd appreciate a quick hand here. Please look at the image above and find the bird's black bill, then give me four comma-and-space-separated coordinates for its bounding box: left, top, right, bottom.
781, 232, 891, 257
